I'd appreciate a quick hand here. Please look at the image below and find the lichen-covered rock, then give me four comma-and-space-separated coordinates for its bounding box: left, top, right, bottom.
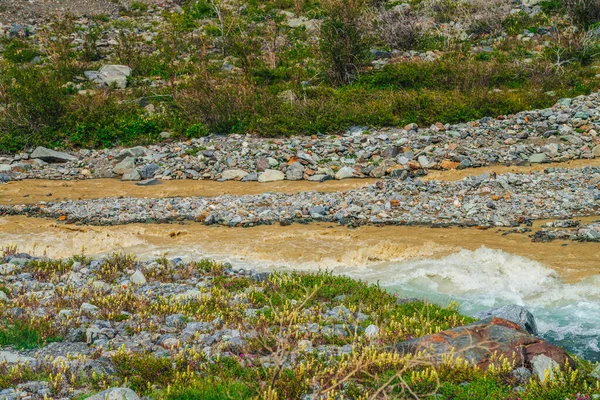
396, 318, 573, 374
475, 305, 538, 335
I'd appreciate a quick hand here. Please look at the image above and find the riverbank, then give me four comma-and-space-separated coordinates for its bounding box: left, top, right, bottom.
0, 251, 598, 399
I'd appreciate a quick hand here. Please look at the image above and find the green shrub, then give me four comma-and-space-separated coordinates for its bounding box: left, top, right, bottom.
167, 380, 254, 400
112, 352, 175, 394
0, 320, 62, 350
562, 0, 600, 27
320, 0, 371, 85
3, 40, 39, 63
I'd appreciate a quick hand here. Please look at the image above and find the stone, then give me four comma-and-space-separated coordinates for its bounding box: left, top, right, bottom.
381, 146, 399, 159
113, 157, 136, 175
222, 169, 249, 181
98, 65, 132, 89
440, 160, 460, 169
365, 324, 379, 339
80, 303, 99, 314
255, 157, 269, 172
286, 168, 304, 181
531, 354, 559, 382
417, 155, 434, 168
139, 163, 159, 179
0, 351, 35, 364
0, 291, 7, 302
475, 305, 538, 335
130, 270, 146, 285
335, 167, 354, 180
121, 169, 141, 181
592, 145, 600, 157
136, 179, 160, 186
396, 318, 573, 371
85, 387, 140, 400
30, 147, 76, 163
529, 153, 547, 163
298, 339, 313, 352
258, 169, 285, 183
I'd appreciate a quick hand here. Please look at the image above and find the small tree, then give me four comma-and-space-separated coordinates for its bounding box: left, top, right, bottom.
320, 0, 371, 85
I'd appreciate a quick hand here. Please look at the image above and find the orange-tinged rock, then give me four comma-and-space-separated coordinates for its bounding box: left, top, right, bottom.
490, 195, 501, 201
390, 199, 400, 207
287, 157, 299, 165
440, 160, 459, 170
407, 161, 421, 170
504, 193, 511, 200
386, 164, 404, 173
58, 215, 66, 221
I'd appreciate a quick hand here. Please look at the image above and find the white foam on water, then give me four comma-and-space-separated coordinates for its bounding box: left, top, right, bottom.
329, 246, 600, 360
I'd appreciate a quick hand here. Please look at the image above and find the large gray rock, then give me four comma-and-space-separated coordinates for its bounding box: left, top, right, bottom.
31, 147, 76, 163
475, 305, 538, 335
121, 169, 141, 181
86, 387, 140, 400
117, 146, 148, 161
113, 157, 136, 175
98, 65, 132, 89
335, 167, 354, 180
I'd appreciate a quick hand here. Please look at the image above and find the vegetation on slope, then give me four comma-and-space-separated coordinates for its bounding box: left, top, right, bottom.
0, 0, 599, 151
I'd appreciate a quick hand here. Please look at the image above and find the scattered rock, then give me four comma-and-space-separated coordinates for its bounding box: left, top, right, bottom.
30, 147, 76, 163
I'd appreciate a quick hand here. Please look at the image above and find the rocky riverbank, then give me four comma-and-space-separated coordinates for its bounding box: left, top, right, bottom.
1, 93, 600, 183
2, 166, 598, 234
0, 252, 598, 399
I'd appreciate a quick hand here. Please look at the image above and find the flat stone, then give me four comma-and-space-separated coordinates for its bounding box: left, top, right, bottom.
222, 169, 248, 181
30, 147, 76, 163
258, 169, 284, 183
136, 179, 160, 186
529, 153, 547, 163
0, 351, 35, 364
80, 303, 99, 314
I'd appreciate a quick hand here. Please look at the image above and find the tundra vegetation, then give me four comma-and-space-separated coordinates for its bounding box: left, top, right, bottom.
0, 248, 599, 399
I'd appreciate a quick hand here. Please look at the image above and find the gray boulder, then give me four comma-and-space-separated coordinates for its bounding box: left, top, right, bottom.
31, 147, 76, 163
475, 305, 538, 335
122, 169, 141, 181
98, 65, 132, 89
113, 157, 136, 175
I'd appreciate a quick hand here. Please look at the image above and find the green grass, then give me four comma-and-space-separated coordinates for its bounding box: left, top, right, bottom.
0, 321, 62, 350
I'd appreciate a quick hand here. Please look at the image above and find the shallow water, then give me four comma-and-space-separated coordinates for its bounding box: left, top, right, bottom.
1, 216, 599, 360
